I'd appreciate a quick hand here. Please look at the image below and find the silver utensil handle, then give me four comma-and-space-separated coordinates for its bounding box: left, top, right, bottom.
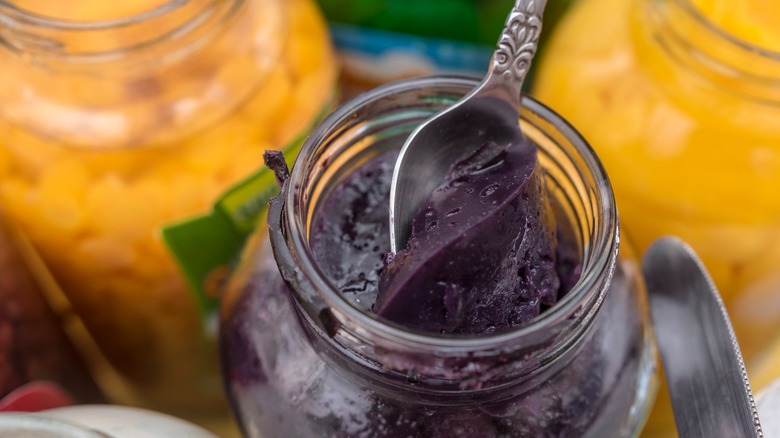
644, 237, 764, 438
488, 0, 547, 103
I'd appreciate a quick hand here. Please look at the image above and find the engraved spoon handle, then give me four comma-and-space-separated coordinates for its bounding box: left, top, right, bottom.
486, 0, 547, 106
389, 0, 549, 253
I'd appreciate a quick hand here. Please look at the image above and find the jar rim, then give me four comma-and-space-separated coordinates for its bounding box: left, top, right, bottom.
0, 0, 244, 63
283, 75, 619, 352
0, 0, 187, 30
672, 0, 780, 60
638, 0, 780, 105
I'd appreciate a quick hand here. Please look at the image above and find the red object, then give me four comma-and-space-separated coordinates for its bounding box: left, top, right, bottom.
0, 381, 75, 412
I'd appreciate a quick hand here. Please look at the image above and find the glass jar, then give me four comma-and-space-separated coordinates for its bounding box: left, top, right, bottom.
0, 0, 337, 425
220, 77, 659, 437
532, 0, 780, 369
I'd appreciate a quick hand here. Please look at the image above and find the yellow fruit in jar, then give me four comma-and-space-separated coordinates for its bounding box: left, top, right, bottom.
533, 0, 780, 436
0, 0, 336, 430
239, 66, 294, 130
535, 0, 780, 297
36, 188, 84, 234
77, 236, 138, 271
35, 161, 90, 233
0, 179, 35, 227
286, 28, 330, 81
165, 174, 215, 216
0, 143, 11, 176
87, 174, 159, 242
285, 0, 332, 75
185, 138, 235, 177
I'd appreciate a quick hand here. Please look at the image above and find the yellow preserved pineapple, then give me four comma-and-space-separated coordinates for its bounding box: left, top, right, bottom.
534, 0, 780, 435
0, 0, 337, 430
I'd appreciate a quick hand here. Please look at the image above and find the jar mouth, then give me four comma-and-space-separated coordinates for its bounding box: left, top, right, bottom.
675, 0, 780, 59
639, 0, 780, 105
0, 0, 187, 29
285, 76, 619, 351
0, 0, 243, 63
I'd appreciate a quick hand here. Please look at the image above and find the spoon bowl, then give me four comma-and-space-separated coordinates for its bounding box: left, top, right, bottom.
389, 0, 547, 252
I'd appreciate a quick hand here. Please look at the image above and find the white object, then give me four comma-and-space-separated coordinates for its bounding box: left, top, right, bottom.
0, 405, 218, 437
757, 379, 780, 438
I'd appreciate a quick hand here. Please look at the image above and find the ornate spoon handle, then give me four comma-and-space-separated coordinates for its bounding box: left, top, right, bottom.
487, 0, 547, 104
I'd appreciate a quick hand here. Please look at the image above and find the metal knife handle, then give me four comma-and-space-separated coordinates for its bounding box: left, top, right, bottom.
643, 237, 763, 438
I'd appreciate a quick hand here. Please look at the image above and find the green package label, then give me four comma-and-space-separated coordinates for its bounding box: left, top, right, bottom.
162, 90, 335, 323
161, 131, 307, 321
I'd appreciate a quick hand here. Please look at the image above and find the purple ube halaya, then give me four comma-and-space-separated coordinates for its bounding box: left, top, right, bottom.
375, 139, 560, 334
310, 137, 566, 335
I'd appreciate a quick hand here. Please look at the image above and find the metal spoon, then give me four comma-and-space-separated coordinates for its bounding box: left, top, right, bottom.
389, 0, 547, 252
642, 236, 763, 438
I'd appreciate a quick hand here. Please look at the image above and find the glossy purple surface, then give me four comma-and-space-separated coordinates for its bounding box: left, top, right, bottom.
311, 141, 569, 334
376, 139, 559, 333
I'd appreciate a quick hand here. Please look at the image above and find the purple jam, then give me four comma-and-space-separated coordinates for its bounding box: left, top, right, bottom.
310, 139, 576, 334
376, 140, 559, 334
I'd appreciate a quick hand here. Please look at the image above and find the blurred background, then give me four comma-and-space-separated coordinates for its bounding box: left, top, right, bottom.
2, 0, 780, 437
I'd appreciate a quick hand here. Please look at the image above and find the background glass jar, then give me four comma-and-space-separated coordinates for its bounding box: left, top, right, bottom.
0, 0, 336, 429
220, 77, 659, 437
532, 0, 780, 435
533, 0, 780, 368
